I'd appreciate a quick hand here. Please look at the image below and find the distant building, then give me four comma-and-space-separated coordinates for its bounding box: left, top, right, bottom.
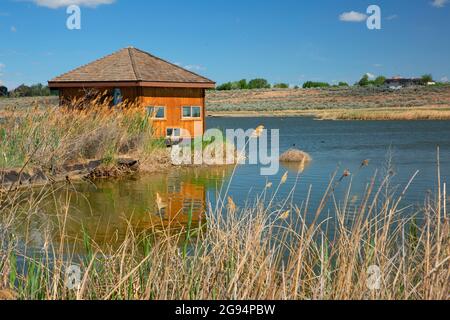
385, 77, 422, 89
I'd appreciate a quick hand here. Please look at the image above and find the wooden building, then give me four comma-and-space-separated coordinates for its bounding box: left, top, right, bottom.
48, 47, 215, 138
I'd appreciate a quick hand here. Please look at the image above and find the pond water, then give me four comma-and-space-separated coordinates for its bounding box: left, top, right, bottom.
19, 117, 450, 249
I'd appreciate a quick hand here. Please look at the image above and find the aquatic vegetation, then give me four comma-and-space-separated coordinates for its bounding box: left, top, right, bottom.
0, 158, 448, 300
279, 149, 312, 163
0, 98, 166, 172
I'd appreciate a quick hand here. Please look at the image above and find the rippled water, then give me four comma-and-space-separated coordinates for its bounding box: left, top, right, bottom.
209, 117, 450, 206
18, 117, 450, 249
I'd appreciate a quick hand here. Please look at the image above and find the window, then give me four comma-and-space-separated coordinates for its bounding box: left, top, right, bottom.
166, 128, 181, 137
182, 106, 201, 119
192, 106, 201, 118
147, 106, 165, 119
113, 88, 123, 106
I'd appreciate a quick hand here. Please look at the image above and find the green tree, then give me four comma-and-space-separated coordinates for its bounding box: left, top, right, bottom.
358, 74, 370, 86
302, 81, 330, 89
11, 84, 32, 97
236, 79, 248, 90
216, 82, 233, 91
30, 83, 51, 96
248, 78, 271, 89
338, 82, 349, 87
421, 74, 433, 84
0, 86, 8, 97
374, 76, 386, 86
273, 83, 289, 89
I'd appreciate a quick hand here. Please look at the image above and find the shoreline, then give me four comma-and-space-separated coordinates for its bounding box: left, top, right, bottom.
208, 106, 450, 120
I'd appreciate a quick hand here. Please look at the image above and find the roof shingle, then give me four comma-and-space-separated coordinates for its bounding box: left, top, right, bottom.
49, 47, 214, 85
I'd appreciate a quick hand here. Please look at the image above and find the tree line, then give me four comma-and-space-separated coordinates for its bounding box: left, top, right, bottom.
214, 74, 439, 91
215, 79, 293, 91
0, 83, 58, 98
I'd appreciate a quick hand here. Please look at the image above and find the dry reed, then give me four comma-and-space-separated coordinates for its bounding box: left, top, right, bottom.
0, 157, 448, 300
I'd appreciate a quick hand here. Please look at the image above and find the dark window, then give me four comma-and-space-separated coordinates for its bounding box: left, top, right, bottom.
183, 106, 191, 118
113, 88, 122, 106
166, 128, 181, 137
192, 106, 201, 118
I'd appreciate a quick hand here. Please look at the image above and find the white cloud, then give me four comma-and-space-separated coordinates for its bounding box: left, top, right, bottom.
431, 0, 448, 7
10, 26, 17, 32
366, 73, 376, 80
0, 63, 5, 71
339, 11, 367, 22
441, 76, 449, 83
373, 64, 383, 68
31, 0, 115, 9
184, 64, 206, 72
386, 14, 398, 20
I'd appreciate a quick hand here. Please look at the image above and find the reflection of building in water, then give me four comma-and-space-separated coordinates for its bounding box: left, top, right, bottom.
150, 178, 206, 228
20, 167, 231, 251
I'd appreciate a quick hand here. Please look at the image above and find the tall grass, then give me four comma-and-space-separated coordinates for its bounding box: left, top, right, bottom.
0, 159, 448, 300
0, 97, 164, 170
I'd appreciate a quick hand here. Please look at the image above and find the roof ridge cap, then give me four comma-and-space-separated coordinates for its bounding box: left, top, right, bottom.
128, 47, 140, 81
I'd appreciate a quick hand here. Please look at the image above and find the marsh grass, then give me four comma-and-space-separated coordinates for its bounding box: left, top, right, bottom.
0, 96, 165, 171
0, 154, 448, 300
0, 95, 448, 300
318, 108, 450, 121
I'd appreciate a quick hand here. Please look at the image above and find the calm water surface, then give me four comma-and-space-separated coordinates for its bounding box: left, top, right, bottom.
20, 117, 450, 249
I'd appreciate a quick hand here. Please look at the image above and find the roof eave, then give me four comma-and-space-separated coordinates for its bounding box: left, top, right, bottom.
48, 80, 216, 89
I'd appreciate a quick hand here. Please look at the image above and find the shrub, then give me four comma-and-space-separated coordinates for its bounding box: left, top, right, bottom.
9, 83, 57, 97
0, 86, 8, 97
216, 82, 233, 91
248, 78, 271, 89
421, 74, 433, 84
273, 83, 289, 89
358, 74, 370, 86
374, 76, 386, 86
303, 81, 330, 89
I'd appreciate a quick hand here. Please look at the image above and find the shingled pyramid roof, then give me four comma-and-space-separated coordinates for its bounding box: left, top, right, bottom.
49, 47, 215, 88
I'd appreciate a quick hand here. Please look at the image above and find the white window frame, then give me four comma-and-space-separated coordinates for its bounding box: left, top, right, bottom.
182, 106, 202, 119
147, 106, 166, 120
166, 128, 181, 138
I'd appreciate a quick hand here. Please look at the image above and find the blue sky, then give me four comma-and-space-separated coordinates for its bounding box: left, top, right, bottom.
0, 0, 449, 89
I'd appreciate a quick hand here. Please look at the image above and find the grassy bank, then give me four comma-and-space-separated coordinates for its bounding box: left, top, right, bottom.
0, 101, 170, 178
0, 163, 448, 300
210, 107, 450, 120
206, 86, 450, 120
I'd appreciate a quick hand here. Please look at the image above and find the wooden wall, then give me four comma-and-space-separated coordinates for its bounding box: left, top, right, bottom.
59, 86, 206, 138
141, 87, 205, 138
